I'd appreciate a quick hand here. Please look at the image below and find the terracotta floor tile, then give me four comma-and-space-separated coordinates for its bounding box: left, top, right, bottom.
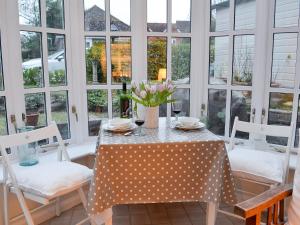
131, 213, 151, 225
39, 203, 247, 225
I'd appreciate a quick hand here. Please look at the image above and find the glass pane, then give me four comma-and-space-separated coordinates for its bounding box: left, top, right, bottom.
209, 36, 229, 85
112, 89, 122, 118
210, 0, 230, 32
172, 0, 191, 33
46, 0, 65, 29
87, 90, 108, 136
147, 0, 167, 32
18, 0, 41, 26
171, 89, 190, 117
233, 35, 255, 86
208, 89, 226, 135
268, 92, 293, 145
235, 0, 256, 30
268, 93, 293, 126
112, 89, 132, 118
0, 38, 3, 91
111, 37, 132, 84
110, 0, 131, 31
21, 31, 44, 89
84, 0, 106, 31
47, 34, 67, 86
171, 38, 191, 84
0, 96, 8, 135
25, 93, 47, 128
159, 104, 167, 117
230, 90, 252, 139
85, 37, 107, 85
295, 95, 300, 147
271, 33, 297, 89
51, 91, 70, 140
147, 37, 167, 81
275, 0, 299, 28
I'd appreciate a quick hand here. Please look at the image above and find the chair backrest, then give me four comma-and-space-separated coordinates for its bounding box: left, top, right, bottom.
229, 117, 294, 150
229, 116, 294, 183
0, 122, 69, 186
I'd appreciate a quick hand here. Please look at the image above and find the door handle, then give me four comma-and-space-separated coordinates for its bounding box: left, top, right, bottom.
261, 108, 266, 124
10, 114, 17, 132
251, 108, 256, 123
72, 106, 78, 122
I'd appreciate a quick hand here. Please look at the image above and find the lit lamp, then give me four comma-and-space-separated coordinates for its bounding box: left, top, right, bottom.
158, 68, 167, 81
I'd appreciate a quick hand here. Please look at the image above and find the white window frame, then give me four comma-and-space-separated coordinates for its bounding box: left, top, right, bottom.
146, 0, 193, 117
0, 0, 13, 135
0, 0, 77, 143
263, 0, 300, 148
203, 0, 271, 140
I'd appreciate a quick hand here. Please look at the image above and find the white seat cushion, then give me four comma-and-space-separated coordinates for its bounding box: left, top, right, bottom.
11, 161, 93, 199
228, 148, 285, 184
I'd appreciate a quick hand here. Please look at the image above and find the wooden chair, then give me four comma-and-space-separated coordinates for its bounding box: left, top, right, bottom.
1, 122, 93, 225
235, 183, 292, 225
235, 143, 300, 225
228, 117, 294, 187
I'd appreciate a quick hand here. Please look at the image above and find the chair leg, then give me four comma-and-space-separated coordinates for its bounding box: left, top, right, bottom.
78, 188, 88, 210
3, 184, 9, 225
15, 189, 35, 225
55, 197, 61, 216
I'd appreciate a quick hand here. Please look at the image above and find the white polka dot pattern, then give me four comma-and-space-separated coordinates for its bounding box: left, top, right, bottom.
87, 140, 237, 216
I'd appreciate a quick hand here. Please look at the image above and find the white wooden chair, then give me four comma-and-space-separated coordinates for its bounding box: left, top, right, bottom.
0, 122, 93, 225
228, 117, 294, 186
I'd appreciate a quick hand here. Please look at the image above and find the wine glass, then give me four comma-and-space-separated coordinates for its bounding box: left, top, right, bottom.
172, 100, 182, 121
133, 111, 145, 136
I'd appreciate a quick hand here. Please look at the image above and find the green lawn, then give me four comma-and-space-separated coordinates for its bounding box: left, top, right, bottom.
0, 115, 7, 135
0, 112, 69, 136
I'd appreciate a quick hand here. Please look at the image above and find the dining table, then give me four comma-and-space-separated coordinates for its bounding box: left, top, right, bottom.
87, 117, 237, 225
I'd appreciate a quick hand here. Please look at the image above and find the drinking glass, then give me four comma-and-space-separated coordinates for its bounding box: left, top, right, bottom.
133, 111, 145, 136
172, 100, 182, 121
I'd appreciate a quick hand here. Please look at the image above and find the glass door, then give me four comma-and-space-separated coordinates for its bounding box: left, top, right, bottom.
263, 0, 300, 147
17, 0, 73, 141
205, 0, 256, 139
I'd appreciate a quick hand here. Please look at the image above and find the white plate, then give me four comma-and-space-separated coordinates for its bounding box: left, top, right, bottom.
175, 121, 205, 130
109, 118, 131, 127
103, 123, 137, 132
178, 117, 199, 127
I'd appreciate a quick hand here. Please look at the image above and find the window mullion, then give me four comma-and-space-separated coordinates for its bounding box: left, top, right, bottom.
289, 29, 300, 146
131, 0, 146, 83
5, 0, 25, 129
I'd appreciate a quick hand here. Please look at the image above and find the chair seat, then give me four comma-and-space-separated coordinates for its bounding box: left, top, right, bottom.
228, 148, 285, 184
10, 161, 93, 199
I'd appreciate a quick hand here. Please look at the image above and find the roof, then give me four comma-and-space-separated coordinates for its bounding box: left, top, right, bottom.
84, 5, 130, 31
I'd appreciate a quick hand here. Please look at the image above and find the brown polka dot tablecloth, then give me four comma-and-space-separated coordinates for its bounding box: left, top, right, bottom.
87, 118, 237, 216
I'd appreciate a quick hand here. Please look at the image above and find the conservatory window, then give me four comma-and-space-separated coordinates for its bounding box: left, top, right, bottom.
266, 0, 300, 146
207, 0, 255, 138
84, 0, 132, 136
0, 36, 8, 136
147, 0, 191, 117
19, 0, 70, 140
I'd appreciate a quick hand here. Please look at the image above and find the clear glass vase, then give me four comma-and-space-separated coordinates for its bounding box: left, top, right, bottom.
17, 126, 39, 167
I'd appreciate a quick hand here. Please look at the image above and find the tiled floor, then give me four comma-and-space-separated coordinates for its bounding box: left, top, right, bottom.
40, 202, 245, 225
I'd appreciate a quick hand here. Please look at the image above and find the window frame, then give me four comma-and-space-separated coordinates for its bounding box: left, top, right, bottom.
146, 0, 193, 118
0, 0, 76, 142
204, 0, 258, 139
263, 0, 300, 148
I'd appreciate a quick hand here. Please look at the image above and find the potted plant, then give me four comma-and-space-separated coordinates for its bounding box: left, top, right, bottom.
129, 80, 175, 128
